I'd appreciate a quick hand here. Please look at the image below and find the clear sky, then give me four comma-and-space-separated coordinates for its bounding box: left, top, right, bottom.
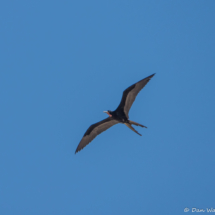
0, 1, 215, 214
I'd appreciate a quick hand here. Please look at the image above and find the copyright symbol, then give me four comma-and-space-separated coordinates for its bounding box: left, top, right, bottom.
184, 207, 190, 212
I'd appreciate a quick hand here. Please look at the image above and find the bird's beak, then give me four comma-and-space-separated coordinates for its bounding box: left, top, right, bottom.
103, 111, 112, 117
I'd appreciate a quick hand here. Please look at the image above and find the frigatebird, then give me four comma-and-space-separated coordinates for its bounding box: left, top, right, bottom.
75, 74, 155, 153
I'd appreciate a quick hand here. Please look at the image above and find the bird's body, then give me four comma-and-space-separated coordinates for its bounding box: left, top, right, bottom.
75, 74, 155, 153
107, 110, 128, 123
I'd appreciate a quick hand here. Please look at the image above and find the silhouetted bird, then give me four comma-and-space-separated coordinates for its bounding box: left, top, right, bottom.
75, 74, 155, 153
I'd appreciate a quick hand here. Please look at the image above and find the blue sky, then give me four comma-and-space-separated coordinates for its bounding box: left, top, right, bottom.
0, 1, 215, 214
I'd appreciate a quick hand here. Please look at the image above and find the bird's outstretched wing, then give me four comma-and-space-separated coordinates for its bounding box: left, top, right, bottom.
116, 74, 155, 117
75, 117, 119, 153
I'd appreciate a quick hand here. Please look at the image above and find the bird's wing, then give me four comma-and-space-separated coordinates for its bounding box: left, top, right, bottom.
75, 117, 119, 153
116, 74, 155, 117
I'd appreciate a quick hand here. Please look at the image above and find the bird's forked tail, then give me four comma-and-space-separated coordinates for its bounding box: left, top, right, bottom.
128, 120, 147, 128
125, 123, 142, 136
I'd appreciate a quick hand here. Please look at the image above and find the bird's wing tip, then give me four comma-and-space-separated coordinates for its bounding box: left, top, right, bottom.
75, 147, 84, 154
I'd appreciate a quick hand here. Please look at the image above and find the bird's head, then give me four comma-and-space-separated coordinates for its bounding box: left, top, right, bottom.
103, 110, 112, 117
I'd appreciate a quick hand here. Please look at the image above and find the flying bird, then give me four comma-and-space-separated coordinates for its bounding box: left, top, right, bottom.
75, 74, 155, 153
